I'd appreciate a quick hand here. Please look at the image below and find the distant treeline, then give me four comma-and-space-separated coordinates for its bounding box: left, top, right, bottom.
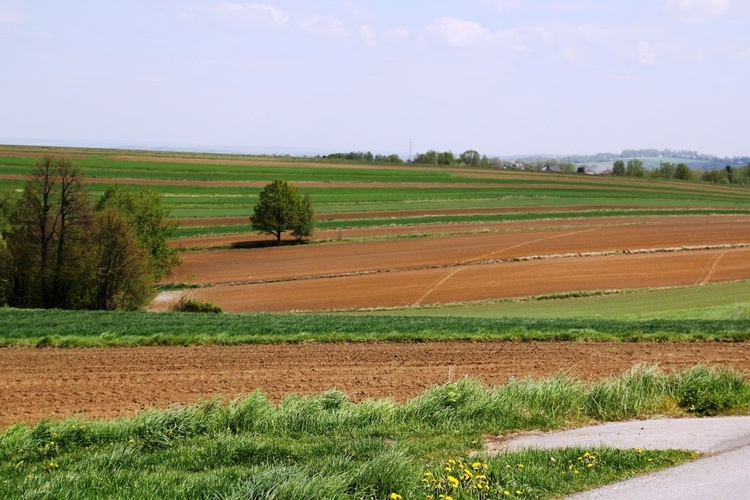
552, 149, 750, 169
610, 159, 750, 184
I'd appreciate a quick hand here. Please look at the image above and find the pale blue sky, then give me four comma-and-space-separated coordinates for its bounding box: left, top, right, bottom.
1, 0, 748, 158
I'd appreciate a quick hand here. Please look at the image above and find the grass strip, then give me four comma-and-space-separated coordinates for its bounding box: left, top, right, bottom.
3, 364, 740, 499
2, 309, 750, 347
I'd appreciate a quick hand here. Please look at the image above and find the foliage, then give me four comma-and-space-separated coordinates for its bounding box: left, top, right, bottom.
86, 208, 154, 310
675, 163, 694, 181
5, 156, 92, 308
325, 151, 402, 163
292, 193, 315, 240
97, 185, 180, 280
3, 365, 741, 499
171, 296, 223, 313
1, 159, 169, 311
251, 179, 314, 242
612, 160, 625, 176
625, 159, 645, 177
460, 149, 481, 167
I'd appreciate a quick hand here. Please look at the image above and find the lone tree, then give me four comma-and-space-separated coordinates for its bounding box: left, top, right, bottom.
251, 179, 314, 243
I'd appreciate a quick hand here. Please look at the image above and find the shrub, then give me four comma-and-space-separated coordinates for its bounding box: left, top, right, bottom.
172, 296, 222, 314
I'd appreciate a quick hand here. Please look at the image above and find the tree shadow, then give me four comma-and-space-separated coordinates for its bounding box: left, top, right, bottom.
230, 239, 309, 249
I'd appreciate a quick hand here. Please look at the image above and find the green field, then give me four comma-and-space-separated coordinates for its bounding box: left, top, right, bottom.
2, 307, 750, 347
365, 281, 750, 320
3, 148, 750, 234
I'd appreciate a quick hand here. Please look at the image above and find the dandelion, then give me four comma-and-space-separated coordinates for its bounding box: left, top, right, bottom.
516, 490, 522, 495
389, 493, 402, 500
587, 463, 594, 468
128, 439, 135, 443
517, 464, 524, 469
447, 475, 459, 488
472, 461, 482, 470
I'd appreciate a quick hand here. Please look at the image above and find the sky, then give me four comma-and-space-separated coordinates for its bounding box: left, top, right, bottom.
1, 0, 748, 158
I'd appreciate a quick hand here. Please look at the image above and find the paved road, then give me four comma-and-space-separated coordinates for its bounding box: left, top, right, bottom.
495, 416, 750, 500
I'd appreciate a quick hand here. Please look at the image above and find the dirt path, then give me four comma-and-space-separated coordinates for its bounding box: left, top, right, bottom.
1, 342, 749, 427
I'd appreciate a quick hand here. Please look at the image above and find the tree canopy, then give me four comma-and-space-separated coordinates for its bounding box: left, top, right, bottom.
0, 157, 178, 310
251, 179, 315, 243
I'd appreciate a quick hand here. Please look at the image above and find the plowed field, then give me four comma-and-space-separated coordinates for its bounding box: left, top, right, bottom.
156, 215, 750, 312
3, 341, 750, 427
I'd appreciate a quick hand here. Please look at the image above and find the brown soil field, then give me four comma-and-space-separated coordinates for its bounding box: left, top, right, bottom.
157, 215, 750, 312
2, 341, 750, 427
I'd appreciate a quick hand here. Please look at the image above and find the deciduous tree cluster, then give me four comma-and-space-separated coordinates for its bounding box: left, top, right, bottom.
0, 157, 179, 310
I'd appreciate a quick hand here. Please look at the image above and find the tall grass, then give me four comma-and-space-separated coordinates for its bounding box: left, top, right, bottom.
1, 365, 741, 498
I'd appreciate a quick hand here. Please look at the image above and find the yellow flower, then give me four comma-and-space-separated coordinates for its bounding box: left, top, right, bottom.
389, 493, 402, 500
128, 439, 135, 443
447, 475, 459, 488
517, 464, 524, 468
504, 491, 510, 496
516, 490, 522, 495
587, 463, 594, 468
472, 461, 482, 470
574, 470, 580, 474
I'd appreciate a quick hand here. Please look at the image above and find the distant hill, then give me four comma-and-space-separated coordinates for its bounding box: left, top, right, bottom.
517, 149, 750, 172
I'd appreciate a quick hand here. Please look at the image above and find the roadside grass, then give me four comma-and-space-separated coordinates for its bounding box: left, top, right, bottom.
3, 308, 750, 347
367, 281, 750, 320
3, 365, 743, 499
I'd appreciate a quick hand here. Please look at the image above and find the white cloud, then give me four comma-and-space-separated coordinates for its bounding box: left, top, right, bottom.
631, 40, 658, 65
668, 0, 730, 22
382, 26, 410, 42
300, 14, 347, 38
360, 25, 377, 47
217, 2, 289, 27
425, 17, 551, 52
426, 17, 494, 48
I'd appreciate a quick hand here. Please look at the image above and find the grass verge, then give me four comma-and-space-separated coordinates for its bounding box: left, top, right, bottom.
3, 364, 739, 499
2, 308, 750, 347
